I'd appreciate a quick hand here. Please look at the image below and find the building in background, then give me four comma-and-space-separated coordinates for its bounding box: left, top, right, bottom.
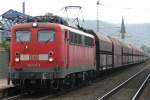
0, 22, 3, 45
120, 16, 127, 40
0, 9, 32, 44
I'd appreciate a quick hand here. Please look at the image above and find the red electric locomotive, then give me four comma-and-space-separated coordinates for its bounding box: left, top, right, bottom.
9, 22, 96, 89
9, 16, 148, 89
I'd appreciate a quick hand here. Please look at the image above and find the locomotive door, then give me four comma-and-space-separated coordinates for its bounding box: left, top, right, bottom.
65, 30, 69, 69
30, 28, 39, 62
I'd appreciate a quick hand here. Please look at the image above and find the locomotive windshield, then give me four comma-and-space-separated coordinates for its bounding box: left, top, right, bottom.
38, 30, 55, 42
16, 31, 31, 42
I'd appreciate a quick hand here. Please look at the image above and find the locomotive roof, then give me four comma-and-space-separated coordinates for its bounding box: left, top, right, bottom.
62, 25, 95, 38
12, 22, 94, 38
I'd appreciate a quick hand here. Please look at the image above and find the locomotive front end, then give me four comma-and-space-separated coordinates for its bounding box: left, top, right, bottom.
9, 23, 65, 88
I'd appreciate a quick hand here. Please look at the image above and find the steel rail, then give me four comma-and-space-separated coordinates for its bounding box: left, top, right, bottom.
36, 86, 77, 100
132, 73, 150, 100
2, 92, 28, 100
36, 95, 52, 100
36, 90, 67, 100
0, 87, 17, 99
36, 91, 64, 100
2, 94, 22, 100
98, 66, 148, 100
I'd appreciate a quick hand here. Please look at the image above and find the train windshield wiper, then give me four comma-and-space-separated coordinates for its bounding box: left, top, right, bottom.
45, 38, 52, 43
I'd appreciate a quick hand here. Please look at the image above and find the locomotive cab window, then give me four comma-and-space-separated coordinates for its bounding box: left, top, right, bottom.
38, 30, 55, 42
16, 31, 31, 42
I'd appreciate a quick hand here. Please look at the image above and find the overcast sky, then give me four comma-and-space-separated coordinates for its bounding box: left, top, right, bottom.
1, 0, 150, 24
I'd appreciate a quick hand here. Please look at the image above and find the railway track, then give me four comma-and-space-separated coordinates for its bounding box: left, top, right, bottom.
0, 87, 75, 100
35, 90, 64, 100
0, 86, 41, 100
2, 92, 28, 100
0, 78, 90, 100
1, 89, 43, 100
0, 87, 19, 99
140, 79, 150, 100
36, 87, 78, 100
21, 65, 150, 100
0, 62, 149, 100
132, 73, 150, 100
98, 67, 150, 100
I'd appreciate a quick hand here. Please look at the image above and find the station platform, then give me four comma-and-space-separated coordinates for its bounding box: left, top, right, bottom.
0, 79, 13, 89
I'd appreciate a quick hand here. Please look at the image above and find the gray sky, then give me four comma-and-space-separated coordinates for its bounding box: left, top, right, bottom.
1, 0, 150, 23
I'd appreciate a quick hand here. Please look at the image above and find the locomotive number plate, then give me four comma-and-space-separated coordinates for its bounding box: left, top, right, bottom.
27, 63, 41, 67
30, 55, 39, 61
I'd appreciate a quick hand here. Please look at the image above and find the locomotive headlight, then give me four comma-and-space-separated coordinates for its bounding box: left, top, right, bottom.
48, 57, 53, 62
33, 22, 38, 27
15, 58, 20, 62
15, 52, 20, 63
48, 51, 54, 62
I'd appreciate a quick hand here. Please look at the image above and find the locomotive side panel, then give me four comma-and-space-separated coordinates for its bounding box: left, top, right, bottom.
66, 29, 96, 74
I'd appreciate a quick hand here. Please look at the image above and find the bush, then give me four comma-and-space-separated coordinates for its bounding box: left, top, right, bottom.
0, 43, 2, 47
4, 41, 10, 51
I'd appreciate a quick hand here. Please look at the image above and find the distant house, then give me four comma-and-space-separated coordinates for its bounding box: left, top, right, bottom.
0, 21, 3, 44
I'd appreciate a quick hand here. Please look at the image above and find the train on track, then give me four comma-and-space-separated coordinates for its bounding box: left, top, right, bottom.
8, 16, 149, 89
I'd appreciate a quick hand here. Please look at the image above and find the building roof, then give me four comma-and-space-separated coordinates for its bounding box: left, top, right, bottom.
2, 9, 32, 23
